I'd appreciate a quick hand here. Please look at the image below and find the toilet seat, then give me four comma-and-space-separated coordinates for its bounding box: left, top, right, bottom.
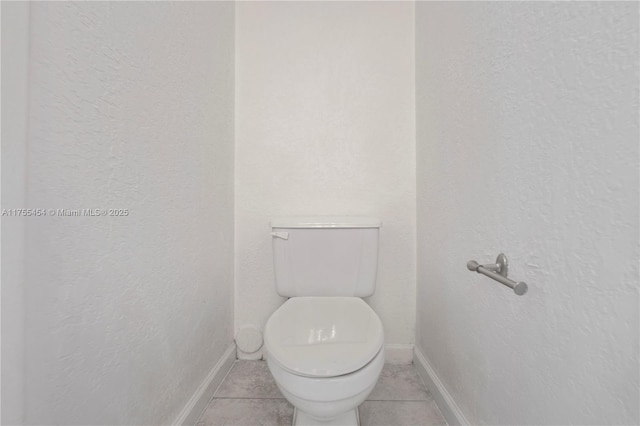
264, 297, 384, 378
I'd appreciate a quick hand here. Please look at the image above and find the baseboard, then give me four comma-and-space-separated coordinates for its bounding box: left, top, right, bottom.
384, 344, 414, 364
173, 343, 236, 426
413, 346, 469, 426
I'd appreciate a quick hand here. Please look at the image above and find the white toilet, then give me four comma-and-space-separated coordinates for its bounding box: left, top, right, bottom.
264, 217, 384, 426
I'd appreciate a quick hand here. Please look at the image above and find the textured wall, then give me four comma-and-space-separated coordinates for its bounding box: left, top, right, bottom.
1, 2, 29, 423
416, 2, 639, 425
235, 2, 415, 346
23, 2, 235, 424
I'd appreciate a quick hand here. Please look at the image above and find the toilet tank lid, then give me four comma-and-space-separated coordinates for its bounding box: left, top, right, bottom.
270, 216, 382, 229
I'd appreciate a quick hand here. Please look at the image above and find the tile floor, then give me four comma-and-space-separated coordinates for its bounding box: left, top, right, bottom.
196, 361, 447, 426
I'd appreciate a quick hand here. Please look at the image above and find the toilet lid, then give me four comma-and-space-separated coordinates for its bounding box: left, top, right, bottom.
264, 297, 384, 378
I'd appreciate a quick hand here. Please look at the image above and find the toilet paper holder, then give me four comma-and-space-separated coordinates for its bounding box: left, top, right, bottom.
466, 253, 528, 296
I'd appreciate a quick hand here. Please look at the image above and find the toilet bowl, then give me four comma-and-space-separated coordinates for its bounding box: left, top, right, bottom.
264, 297, 384, 426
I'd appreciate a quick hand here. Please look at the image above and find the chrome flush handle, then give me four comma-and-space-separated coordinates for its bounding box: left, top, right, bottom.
271, 231, 289, 240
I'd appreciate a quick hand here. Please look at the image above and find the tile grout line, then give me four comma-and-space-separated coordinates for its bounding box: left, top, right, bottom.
212, 397, 290, 400
364, 399, 435, 402
213, 396, 434, 402
210, 360, 237, 400
194, 360, 239, 424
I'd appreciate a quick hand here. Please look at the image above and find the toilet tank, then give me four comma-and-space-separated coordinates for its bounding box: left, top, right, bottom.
270, 217, 381, 297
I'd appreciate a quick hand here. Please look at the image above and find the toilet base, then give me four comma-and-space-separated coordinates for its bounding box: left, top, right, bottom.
293, 408, 359, 426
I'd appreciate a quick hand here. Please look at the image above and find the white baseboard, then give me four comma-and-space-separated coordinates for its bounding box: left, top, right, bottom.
173, 343, 236, 426
413, 346, 469, 426
384, 344, 414, 364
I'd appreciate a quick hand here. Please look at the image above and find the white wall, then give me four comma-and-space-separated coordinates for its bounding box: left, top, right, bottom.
1, 2, 30, 423
235, 1, 415, 348
416, 2, 638, 425
21, 2, 235, 424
